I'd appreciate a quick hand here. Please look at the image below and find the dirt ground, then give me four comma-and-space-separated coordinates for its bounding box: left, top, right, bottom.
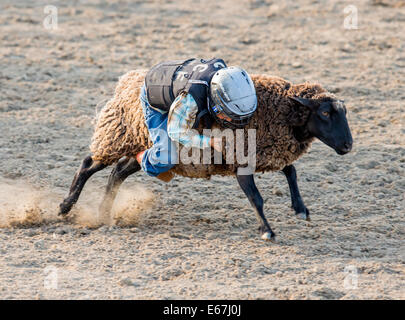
0, 0, 404, 299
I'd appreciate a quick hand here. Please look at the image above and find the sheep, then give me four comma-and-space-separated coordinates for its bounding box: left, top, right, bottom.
59, 70, 353, 241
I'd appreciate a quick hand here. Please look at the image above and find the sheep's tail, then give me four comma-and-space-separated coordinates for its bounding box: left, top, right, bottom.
90, 70, 150, 166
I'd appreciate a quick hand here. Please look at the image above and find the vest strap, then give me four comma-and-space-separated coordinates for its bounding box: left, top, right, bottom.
188, 79, 209, 86
192, 109, 209, 129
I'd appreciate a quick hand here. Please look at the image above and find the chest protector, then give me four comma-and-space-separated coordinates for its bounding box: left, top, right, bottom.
145, 58, 227, 128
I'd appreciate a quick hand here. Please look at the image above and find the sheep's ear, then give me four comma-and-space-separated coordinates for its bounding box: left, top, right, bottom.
290, 96, 316, 110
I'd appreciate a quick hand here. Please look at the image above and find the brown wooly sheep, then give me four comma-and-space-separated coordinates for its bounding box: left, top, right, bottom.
90, 70, 327, 176
59, 70, 353, 241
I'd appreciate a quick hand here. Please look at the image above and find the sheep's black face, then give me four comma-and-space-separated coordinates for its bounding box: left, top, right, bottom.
291, 97, 353, 155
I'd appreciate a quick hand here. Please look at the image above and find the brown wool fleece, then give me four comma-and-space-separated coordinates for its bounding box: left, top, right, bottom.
90, 71, 336, 179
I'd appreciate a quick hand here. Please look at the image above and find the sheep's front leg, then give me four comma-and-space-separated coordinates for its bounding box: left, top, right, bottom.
236, 173, 276, 241
282, 165, 310, 221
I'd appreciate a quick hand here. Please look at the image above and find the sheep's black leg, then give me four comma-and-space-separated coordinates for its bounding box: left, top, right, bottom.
282, 165, 310, 220
236, 173, 275, 241
59, 155, 107, 216
99, 157, 140, 216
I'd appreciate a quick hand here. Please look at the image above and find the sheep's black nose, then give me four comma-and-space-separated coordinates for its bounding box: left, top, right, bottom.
340, 142, 352, 153
336, 141, 352, 155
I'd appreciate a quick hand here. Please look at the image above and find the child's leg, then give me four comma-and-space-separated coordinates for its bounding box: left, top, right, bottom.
139, 85, 178, 177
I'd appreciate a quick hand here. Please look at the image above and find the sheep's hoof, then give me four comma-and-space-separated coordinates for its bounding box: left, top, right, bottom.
58, 201, 73, 217
296, 212, 311, 221
261, 231, 276, 242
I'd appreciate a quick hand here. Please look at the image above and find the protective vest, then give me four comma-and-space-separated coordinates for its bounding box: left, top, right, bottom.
145, 58, 227, 128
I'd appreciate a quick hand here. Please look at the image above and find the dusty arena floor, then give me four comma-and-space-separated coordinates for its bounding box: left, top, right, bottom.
0, 0, 404, 299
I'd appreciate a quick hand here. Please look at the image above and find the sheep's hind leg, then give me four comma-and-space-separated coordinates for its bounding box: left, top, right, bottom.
59, 155, 107, 216
236, 173, 276, 241
282, 165, 310, 221
98, 157, 140, 217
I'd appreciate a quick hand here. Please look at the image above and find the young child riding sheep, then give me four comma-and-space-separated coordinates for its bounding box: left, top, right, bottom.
59, 57, 353, 241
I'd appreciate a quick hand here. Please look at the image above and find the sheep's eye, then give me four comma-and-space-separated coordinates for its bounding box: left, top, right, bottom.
321, 111, 329, 117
